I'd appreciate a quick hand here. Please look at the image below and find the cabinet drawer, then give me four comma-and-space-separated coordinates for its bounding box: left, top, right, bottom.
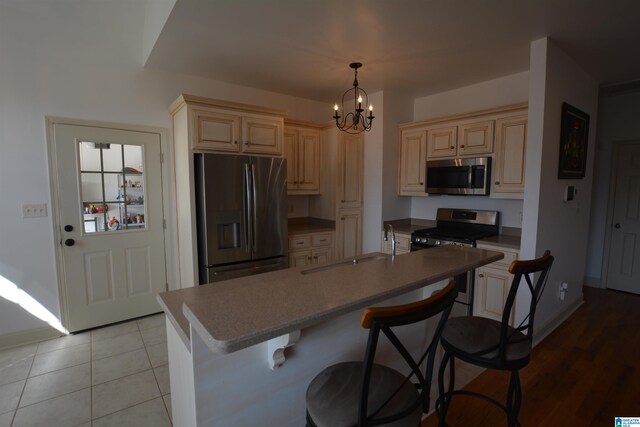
289, 236, 311, 250
311, 233, 333, 247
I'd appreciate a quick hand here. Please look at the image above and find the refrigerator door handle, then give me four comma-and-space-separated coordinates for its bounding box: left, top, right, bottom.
251, 163, 258, 252
244, 163, 252, 253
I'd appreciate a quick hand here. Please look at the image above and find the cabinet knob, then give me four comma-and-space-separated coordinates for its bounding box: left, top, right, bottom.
450, 146, 455, 149
341, 217, 345, 220
245, 141, 250, 145
460, 144, 465, 148
478, 273, 484, 278
341, 200, 345, 203
294, 181, 298, 184
614, 223, 621, 229
234, 140, 238, 145
307, 256, 312, 260
420, 182, 424, 185
313, 256, 318, 260
495, 181, 500, 185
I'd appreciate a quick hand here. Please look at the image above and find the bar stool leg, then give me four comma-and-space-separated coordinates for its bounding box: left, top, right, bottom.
506, 370, 522, 427
437, 352, 454, 426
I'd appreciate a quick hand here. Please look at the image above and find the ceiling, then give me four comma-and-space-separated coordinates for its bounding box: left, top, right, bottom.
145, 0, 640, 103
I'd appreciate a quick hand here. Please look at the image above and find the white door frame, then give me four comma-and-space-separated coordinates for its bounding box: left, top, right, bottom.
46, 116, 172, 332
600, 139, 640, 290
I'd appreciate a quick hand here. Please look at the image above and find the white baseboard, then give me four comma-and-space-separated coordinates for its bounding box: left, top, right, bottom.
584, 276, 603, 289
533, 296, 583, 347
0, 326, 64, 350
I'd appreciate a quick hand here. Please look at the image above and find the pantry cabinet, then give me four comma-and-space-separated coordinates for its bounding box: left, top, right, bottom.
284, 120, 321, 195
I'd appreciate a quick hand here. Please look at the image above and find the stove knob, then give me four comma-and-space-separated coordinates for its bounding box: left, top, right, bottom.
435, 240, 441, 246
421, 238, 427, 244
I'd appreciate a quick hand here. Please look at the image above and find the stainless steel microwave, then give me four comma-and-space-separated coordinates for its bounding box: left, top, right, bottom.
425, 157, 491, 195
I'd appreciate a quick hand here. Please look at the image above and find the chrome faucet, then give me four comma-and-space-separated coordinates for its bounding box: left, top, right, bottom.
383, 223, 397, 257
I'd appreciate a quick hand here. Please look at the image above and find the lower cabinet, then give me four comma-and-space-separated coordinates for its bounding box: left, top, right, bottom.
288, 231, 334, 268
336, 209, 362, 260
380, 231, 411, 255
474, 243, 519, 325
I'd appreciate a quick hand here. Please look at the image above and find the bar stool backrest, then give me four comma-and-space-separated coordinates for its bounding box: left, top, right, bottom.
499, 250, 554, 363
356, 280, 458, 426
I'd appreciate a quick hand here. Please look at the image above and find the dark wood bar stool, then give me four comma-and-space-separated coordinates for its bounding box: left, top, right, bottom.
436, 250, 554, 427
305, 280, 458, 427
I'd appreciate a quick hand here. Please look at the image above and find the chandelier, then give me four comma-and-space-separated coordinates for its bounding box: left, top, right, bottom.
333, 62, 374, 134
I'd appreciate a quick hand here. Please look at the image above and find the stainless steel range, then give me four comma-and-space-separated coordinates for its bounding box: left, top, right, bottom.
411, 208, 499, 316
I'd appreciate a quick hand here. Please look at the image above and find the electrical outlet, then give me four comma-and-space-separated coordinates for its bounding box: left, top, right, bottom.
558, 282, 568, 301
22, 203, 48, 218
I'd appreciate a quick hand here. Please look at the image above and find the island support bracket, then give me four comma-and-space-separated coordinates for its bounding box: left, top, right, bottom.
267, 330, 301, 369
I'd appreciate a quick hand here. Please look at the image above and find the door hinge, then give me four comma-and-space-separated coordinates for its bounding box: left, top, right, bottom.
160, 152, 164, 163
163, 219, 167, 229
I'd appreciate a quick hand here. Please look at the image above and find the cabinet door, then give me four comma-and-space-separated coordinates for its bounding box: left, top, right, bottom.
336, 209, 362, 260
242, 116, 283, 155
283, 129, 298, 192
311, 247, 333, 265
194, 109, 241, 152
474, 266, 513, 323
458, 120, 494, 156
297, 129, 320, 193
427, 126, 457, 159
399, 129, 427, 195
493, 115, 527, 194
338, 133, 364, 209
289, 250, 311, 268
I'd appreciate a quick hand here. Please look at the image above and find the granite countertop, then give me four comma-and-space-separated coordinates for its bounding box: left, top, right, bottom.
477, 234, 521, 250
157, 246, 503, 354
288, 217, 335, 235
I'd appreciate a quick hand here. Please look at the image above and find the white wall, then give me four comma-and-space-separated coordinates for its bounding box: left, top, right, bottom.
585, 89, 640, 283
519, 38, 599, 332
0, 1, 328, 337
362, 92, 385, 253
410, 72, 530, 226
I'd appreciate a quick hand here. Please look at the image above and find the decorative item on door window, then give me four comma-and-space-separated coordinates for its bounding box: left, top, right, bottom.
332, 62, 375, 134
558, 102, 589, 179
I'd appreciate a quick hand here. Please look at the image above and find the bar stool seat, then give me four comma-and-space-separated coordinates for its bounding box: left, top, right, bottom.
306, 362, 422, 427
441, 316, 531, 369
305, 280, 458, 427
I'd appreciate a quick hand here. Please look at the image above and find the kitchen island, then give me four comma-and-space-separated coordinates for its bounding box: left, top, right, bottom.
158, 245, 502, 427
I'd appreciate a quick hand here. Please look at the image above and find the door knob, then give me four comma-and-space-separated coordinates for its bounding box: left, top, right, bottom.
64, 239, 75, 247
64, 225, 73, 232
614, 223, 621, 229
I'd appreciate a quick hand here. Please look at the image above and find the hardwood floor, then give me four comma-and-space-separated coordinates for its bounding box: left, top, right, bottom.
422, 286, 640, 426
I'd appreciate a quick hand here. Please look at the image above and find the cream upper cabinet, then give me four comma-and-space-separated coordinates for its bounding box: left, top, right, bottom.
399, 129, 427, 196
458, 120, 494, 156
284, 121, 321, 195
338, 133, 364, 209
398, 103, 527, 199
173, 95, 285, 156
427, 120, 493, 159
493, 115, 527, 195
194, 109, 241, 152
241, 115, 283, 155
426, 125, 457, 158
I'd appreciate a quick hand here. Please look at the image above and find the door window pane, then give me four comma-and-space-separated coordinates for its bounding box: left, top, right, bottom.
79, 142, 146, 233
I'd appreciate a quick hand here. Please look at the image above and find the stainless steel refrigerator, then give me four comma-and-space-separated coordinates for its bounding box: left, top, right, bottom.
194, 153, 288, 284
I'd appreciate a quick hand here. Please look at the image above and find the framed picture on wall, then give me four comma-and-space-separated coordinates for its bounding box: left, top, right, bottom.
558, 102, 590, 179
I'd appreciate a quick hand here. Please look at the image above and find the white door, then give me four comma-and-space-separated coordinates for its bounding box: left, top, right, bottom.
607, 142, 640, 294
51, 123, 167, 332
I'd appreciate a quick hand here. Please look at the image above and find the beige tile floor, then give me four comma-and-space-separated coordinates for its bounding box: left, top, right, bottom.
0, 313, 171, 427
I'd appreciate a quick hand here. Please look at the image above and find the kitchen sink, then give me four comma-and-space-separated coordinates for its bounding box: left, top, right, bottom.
301, 255, 387, 275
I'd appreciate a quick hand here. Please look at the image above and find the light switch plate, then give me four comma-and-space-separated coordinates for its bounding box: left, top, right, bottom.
22, 203, 48, 218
